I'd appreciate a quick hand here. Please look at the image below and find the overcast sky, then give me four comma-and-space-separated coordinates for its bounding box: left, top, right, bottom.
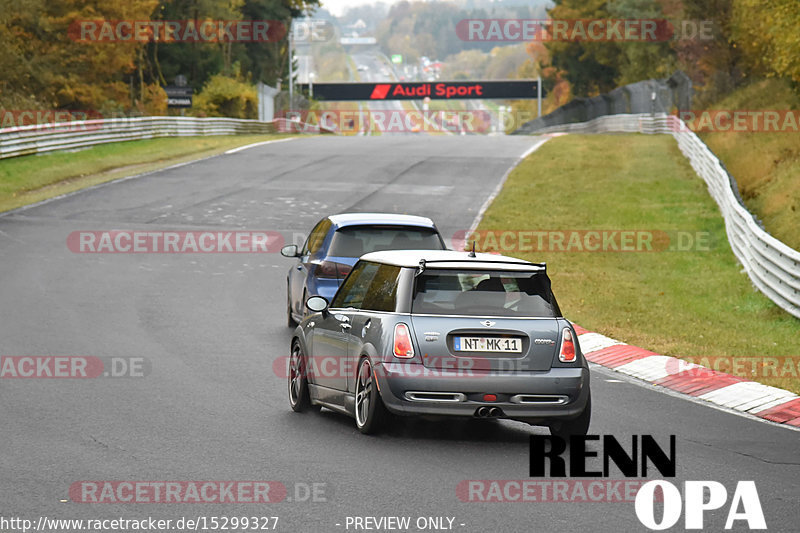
319, 0, 397, 17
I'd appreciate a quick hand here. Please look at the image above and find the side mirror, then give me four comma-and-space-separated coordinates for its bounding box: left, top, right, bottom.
280, 244, 299, 258
306, 296, 329, 314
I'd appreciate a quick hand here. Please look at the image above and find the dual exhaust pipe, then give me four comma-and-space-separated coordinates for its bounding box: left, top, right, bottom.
475, 406, 503, 418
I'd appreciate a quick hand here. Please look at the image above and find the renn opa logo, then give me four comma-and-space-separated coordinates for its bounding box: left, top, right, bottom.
530, 435, 766, 530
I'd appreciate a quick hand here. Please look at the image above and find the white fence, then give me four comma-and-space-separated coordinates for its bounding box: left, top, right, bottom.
529, 113, 800, 319
0, 116, 282, 159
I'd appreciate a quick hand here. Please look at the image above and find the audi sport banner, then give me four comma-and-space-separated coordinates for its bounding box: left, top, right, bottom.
297, 80, 543, 101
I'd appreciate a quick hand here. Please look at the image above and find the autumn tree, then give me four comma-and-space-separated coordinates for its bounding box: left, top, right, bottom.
731, 0, 800, 84
1, 0, 160, 112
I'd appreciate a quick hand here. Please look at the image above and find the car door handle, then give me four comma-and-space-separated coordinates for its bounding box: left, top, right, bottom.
340, 323, 352, 330
296, 265, 302, 270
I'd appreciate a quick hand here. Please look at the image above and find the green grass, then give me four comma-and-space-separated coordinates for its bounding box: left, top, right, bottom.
698, 78, 800, 251
476, 134, 800, 393
0, 134, 291, 213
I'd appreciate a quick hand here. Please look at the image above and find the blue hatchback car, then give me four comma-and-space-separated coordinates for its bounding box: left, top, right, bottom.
280, 213, 446, 326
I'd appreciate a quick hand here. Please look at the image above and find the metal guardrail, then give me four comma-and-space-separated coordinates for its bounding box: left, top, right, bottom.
523, 112, 800, 320
0, 116, 314, 159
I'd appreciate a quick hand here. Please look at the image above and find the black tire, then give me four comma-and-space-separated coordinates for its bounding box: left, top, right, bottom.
288, 341, 318, 412
287, 285, 297, 328
354, 357, 387, 434
549, 396, 591, 439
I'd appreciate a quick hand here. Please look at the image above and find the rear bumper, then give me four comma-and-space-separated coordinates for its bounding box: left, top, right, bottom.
374, 362, 590, 422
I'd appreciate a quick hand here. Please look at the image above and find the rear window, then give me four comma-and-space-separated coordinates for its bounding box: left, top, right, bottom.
328, 225, 443, 257
412, 269, 561, 318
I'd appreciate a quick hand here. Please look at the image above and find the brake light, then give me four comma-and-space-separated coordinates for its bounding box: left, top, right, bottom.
393, 323, 414, 358
316, 260, 352, 279
558, 328, 576, 363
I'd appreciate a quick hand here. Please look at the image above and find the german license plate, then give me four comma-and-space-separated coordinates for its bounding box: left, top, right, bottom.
454, 337, 521, 353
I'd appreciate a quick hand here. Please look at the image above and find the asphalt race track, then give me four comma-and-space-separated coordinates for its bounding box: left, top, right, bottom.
1, 135, 798, 532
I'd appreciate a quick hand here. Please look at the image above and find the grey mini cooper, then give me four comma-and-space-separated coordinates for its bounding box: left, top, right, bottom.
287, 250, 590, 436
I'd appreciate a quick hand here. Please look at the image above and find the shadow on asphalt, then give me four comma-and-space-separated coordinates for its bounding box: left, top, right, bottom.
286, 407, 549, 443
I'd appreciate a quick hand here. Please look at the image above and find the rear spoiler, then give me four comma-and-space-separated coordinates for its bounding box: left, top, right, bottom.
417, 259, 546, 276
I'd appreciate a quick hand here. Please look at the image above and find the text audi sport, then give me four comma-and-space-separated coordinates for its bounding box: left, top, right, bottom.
287, 250, 591, 435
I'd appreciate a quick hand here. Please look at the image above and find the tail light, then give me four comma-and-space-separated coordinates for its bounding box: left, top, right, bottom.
558, 328, 576, 363
393, 323, 414, 358
316, 260, 352, 279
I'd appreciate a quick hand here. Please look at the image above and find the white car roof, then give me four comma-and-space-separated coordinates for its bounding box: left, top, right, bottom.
358, 250, 545, 271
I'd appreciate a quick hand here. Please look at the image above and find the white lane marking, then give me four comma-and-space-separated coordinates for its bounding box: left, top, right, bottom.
1, 137, 302, 219
519, 137, 551, 159
463, 136, 551, 246
615, 355, 702, 382
737, 392, 796, 413
0, 229, 25, 244
698, 381, 797, 412
749, 396, 799, 413
224, 137, 295, 154
577, 332, 624, 354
